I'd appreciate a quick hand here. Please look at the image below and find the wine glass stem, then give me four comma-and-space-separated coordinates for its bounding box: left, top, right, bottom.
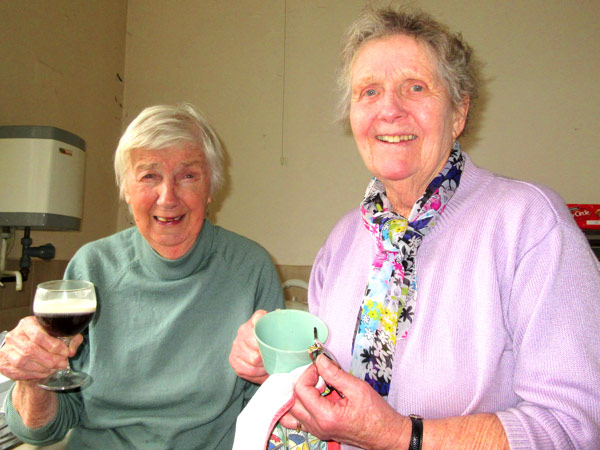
58, 336, 73, 374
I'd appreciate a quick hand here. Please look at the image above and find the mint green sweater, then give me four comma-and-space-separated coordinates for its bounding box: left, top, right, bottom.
6, 220, 284, 449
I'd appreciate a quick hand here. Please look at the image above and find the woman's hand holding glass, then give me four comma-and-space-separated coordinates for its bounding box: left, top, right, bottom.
32, 280, 96, 390
0, 317, 84, 383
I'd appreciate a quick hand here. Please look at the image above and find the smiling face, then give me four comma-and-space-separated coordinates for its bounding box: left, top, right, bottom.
349, 34, 468, 214
124, 143, 212, 259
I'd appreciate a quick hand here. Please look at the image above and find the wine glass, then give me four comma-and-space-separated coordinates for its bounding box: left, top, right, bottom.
33, 279, 97, 391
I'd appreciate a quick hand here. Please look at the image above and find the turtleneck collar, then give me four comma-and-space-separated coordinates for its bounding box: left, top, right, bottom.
134, 219, 216, 280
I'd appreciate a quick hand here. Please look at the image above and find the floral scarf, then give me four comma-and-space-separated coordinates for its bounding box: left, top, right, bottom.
350, 142, 464, 397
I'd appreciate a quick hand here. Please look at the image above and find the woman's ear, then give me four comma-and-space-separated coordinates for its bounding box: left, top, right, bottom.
123, 187, 131, 205
205, 196, 212, 217
452, 96, 470, 139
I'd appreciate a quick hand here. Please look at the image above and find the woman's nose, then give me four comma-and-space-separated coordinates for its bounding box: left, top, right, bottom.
156, 181, 178, 206
378, 91, 407, 122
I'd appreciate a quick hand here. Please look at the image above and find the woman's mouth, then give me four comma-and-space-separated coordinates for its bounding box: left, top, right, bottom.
376, 134, 417, 143
154, 215, 184, 224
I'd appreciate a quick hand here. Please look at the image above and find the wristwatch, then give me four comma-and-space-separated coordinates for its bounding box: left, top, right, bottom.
408, 414, 423, 450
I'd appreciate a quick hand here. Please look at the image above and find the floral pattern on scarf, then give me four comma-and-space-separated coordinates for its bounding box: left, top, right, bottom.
350, 142, 464, 397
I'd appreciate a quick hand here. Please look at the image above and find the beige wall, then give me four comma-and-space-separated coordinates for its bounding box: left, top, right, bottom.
1, 0, 598, 274
0, 0, 127, 262
122, 0, 600, 267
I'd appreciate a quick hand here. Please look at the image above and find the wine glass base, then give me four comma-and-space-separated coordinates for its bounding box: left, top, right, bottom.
37, 371, 91, 391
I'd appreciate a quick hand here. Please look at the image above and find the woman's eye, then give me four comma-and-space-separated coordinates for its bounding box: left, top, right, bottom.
410, 84, 425, 92
364, 88, 378, 97
141, 173, 155, 180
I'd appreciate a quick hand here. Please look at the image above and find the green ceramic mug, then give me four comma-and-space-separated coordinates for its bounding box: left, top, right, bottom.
254, 309, 329, 374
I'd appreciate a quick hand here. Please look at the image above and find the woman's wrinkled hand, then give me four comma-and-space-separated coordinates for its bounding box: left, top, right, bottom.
229, 309, 269, 384
289, 355, 409, 449
0, 316, 83, 381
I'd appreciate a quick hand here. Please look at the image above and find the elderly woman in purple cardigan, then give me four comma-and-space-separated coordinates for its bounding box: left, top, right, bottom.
230, 5, 600, 450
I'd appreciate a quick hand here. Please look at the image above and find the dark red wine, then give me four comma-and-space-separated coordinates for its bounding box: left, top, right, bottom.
34, 300, 96, 337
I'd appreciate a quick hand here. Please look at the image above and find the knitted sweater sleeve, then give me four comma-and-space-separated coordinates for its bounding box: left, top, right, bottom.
3, 249, 91, 445
243, 246, 286, 405
496, 218, 600, 450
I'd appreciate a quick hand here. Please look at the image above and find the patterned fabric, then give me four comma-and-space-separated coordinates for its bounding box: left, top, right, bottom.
268, 426, 329, 450
350, 142, 464, 396
266, 392, 343, 450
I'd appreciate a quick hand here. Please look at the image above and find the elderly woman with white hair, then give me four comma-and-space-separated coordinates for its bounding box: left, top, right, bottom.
0, 103, 284, 449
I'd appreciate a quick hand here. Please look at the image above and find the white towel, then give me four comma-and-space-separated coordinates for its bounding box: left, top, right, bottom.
232, 364, 312, 450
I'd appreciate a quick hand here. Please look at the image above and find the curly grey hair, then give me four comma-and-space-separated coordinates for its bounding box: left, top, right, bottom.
336, 5, 480, 134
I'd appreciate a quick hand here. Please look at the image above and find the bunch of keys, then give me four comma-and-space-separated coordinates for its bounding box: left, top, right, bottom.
308, 327, 344, 398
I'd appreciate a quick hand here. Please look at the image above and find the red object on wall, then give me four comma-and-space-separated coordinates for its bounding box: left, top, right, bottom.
567, 204, 600, 229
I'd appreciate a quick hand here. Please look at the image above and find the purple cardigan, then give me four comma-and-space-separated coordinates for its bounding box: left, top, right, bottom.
309, 155, 600, 450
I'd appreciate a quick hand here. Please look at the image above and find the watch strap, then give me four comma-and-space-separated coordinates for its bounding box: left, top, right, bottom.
408, 414, 423, 450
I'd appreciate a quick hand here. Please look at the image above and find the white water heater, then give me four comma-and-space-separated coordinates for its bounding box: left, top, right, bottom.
0, 126, 86, 230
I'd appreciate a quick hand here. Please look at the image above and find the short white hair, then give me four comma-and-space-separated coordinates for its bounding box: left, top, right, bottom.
114, 103, 224, 199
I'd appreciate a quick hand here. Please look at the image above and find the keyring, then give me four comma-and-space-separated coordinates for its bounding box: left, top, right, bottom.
308, 327, 344, 398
